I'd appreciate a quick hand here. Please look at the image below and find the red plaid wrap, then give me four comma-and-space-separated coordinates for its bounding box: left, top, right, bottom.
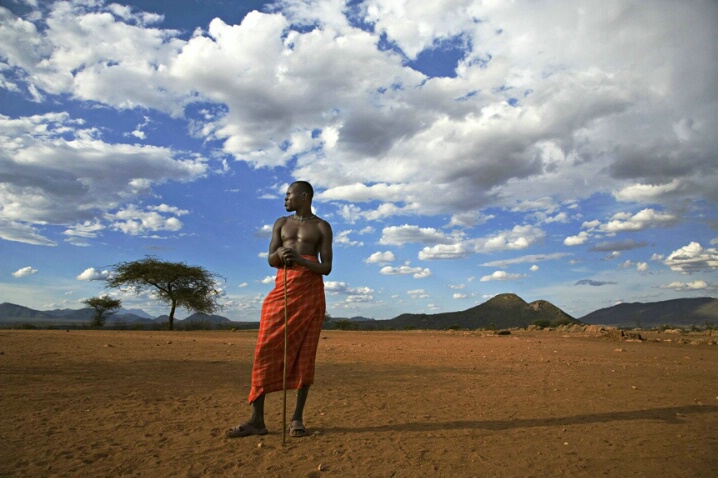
248, 256, 326, 403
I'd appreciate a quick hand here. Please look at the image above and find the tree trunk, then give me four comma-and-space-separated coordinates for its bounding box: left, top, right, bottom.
169, 301, 177, 331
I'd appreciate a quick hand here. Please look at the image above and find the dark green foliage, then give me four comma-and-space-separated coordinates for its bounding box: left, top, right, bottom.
106, 256, 223, 331
549, 317, 575, 328
82, 295, 122, 327
333, 319, 360, 331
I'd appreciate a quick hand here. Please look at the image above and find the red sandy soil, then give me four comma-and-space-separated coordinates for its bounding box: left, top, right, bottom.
1, 329, 717, 477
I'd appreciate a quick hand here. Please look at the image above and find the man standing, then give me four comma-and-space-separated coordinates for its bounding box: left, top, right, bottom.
227, 181, 333, 438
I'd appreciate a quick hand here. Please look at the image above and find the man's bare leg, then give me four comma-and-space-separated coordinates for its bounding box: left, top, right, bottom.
226, 394, 267, 437
289, 385, 310, 437
292, 385, 310, 422
249, 394, 266, 429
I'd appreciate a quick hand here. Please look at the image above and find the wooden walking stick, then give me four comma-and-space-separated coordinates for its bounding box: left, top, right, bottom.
282, 263, 288, 445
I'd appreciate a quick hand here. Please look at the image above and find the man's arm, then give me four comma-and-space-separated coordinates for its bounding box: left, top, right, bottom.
316, 220, 333, 275
267, 217, 287, 268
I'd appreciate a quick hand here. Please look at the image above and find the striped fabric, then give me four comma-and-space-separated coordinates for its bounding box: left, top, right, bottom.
248, 256, 326, 403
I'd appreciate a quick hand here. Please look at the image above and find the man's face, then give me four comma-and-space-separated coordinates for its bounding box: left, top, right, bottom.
284, 185, 303, 211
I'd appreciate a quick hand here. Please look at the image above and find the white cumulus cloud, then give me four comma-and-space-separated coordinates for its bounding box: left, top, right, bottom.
661, 280, 712, 291
480, 271, 525, 282
380, 264, 432, 279
365, 251, 396, 264
76, 267, 111, 281
12, 266, 37, 278
664, 242, 718, 274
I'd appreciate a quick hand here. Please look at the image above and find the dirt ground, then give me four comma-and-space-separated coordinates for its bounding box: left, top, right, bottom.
1, 329, 716, 478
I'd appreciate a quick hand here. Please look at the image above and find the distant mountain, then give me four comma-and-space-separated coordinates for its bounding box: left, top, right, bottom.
0, 303, 55, 321
183, 312, 233, 324
0, 303, 93, 323
5, 296, 716, 330
335, 293, 579, 330
0, 302, 235, 327
107, 313, 155, 324
116, 308, 154, 319
46, 308, 87, 318
579, 297, 718, 327
154, 312, 257, 330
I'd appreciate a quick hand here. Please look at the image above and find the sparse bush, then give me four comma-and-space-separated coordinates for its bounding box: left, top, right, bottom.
83, 295, 122, 327
532, 319, 551, 329
182, 319, 213, 331
334, 320, 360, 331
549, 318, 575, 328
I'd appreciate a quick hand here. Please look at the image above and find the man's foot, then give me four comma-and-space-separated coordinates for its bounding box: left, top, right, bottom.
289, 420, 308, 437
226, 422, 268, 438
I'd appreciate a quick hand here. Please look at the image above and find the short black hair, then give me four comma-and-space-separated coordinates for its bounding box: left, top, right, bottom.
291, 180, 314, 199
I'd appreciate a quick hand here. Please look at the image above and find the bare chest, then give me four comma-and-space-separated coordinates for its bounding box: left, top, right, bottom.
281, 219, 321, 250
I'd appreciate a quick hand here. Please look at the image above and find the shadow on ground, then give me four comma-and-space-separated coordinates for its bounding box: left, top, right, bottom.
320, 404, 718, 434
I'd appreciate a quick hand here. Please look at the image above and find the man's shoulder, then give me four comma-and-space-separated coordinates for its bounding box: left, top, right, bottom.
316, 217, 332, 236
315, 216, 331, 227
273, 215, 291, 228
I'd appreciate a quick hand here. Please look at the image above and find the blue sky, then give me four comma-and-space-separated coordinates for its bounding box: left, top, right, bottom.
1, 0, 717, 321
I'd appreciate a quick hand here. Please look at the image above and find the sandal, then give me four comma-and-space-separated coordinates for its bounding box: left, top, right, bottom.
289, 420, 308, 438
226, 422, 268, 438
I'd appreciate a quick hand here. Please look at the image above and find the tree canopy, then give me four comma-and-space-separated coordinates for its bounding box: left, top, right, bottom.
83, 295, 122, 327
106, 256, 223, 330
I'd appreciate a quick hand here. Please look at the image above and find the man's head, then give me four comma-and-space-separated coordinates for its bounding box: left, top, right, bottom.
285, 181, 314, 213
290, 181, 314, 201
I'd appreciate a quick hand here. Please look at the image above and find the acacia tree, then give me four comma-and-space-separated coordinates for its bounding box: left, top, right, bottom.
83, 295, 122, 327
106, 256, 223, 331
